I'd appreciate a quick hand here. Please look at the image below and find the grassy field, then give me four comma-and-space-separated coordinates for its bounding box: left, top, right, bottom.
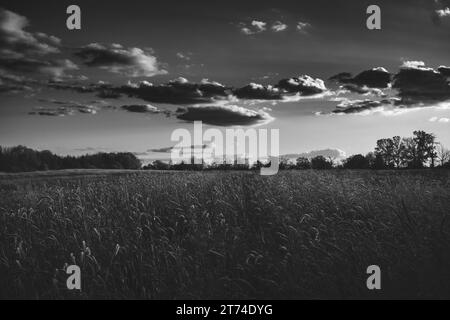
0, 169, 449, 299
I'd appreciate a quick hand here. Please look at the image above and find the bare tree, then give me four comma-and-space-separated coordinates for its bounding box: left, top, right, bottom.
436, 143, 450, 167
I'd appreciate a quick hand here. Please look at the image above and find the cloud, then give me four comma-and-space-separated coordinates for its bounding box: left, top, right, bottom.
46, 77, 231, 104
251, 20, 266, 32
400, 60, 431, 70
121, 104, 161, 113
125, 78, 229, 103
117, 78, 230, 104
283, 149, 346, 160
74, 43, 167, 77
339, 84, 385, 96
429, 116, 450, 123
332, 99, 386, 114
0, 56, 78, 78
240, 20, 267, 35
176, 52, 191, 61
176, 104, 273, 126
393, 61, 450, 103
0, 8, 60, 56
436, 7, 450, 17
0, 9, 80, 84
0, 72, 35, 93
233, 83, 282, 100
149, 146, 175, 153
271, 21, 288, 32
47, 75, 330, 103
438, 65, 450, 77
29, 102, 98, 117
150, 144, 210, 153
48, 80, 115, 97
276, 75, 327, 95
329, 67, 391, 89
296, 21, 311, 33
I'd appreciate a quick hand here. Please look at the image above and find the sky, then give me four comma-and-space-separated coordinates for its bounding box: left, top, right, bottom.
0, 0, 449, 163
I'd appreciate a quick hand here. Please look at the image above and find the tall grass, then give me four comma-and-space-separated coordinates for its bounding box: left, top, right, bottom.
0, 170, 449, 299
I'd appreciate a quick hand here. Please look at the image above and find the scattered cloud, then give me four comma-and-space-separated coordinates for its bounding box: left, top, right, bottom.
29, 103, 98, 117
329, 67, 391, 89
271, 21, 288, 32
176, 52, 191, 61
74, 43, 167, 77
0, 72, 35, 93
429, 116, 450, 123
121, 104, 162, 114
118, 78, 230, 104
276, 75, 327, 95
251, 20, 267, 32
393, 61, 450, 103
324, 96, 416, 116
436, 7, 450, 17
0, 8, 60, 56
233, 83, 282, 100
0, 8, 79, 83
296, 21, 311, 33
400, 60, 431, 70
176, 104, 273, 126
240, 20, 267, 35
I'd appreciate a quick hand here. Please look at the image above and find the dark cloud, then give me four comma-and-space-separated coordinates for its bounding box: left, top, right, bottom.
0, 56, 78, 78
0, 8, 79, 86
438, 65, 450, 77
393, 62, 450, 103
121, 104, 161, 113
0, 8, 60, 56
330, 67, 391, 89
329, 72, 352, 82
45, 77, 232, 104
149, 146, 175, 153
118, 78, 230, 104
0, 72, 35, 93
176, 104, 272, 126
276, 75, 327, 95
150, 144, 209, 153
339, 83, 385, 96
329, 97, 404, 115
74, 43, 167, 77
48, 80, 113, 94
332, 99, 384, 114
233, 83, 282, 100
29, 102, 98, 117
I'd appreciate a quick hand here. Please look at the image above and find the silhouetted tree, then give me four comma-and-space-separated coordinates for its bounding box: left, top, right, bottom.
343, 154, 369, 169
296, 157, 311, 169
413, 130, 436, 168
311, 156, 333, 169
375, 138, 395, 168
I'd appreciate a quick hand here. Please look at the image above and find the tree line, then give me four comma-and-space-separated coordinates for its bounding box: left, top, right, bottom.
0, 146, 141, 172
1, 130, 449, 173
144, 130, 450, 171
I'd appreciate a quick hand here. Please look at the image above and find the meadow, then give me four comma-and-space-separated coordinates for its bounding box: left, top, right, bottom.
0, 169, 449, 299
